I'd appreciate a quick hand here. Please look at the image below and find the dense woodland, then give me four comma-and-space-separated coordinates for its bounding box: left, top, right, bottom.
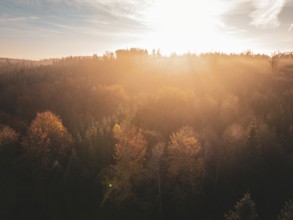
1, 49, 293, 220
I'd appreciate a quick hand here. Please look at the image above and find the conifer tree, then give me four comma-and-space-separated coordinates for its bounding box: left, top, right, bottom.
225, 193, 257, 220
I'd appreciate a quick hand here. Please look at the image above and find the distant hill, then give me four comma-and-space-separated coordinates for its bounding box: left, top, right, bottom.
0, 57, 28, 64
0, 57, 55, 66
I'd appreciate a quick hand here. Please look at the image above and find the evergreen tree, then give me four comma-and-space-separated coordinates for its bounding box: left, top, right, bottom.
278, 200, 293, 220
225, 193, 257, 220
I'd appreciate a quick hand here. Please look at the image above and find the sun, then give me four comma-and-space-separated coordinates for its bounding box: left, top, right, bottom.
140, 0, 244, 54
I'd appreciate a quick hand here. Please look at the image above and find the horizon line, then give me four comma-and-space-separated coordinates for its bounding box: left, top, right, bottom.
1, 48, 293, 61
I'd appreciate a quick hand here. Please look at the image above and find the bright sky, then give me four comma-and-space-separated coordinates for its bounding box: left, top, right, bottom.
0, 0, 293, 59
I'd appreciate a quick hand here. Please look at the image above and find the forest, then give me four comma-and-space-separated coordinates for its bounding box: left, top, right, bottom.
0, 49, 293, 220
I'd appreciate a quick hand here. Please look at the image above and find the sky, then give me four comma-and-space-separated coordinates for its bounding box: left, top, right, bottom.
0, 0, 293, 59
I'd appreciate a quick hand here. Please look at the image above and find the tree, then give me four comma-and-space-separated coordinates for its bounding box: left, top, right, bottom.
22, 111, 72, 219
0, 126, 18, 148
0, 126, 21, 220
225, 193, 257, 220
23, 111, 72, 171
270, 54, 279, 74
147, 142, 165, 220
0, 125, 19, 169
102, 123, 147, 205
0, 125, 19, 172
167, 126, 203, 214
278, 200, 293, 220
167, 126, 202, 186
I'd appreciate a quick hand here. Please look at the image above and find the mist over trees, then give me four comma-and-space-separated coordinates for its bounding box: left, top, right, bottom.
1, 49, 293, 220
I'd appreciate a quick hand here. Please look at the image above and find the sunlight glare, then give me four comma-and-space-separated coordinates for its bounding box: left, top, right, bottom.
141, 0, 243, 54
